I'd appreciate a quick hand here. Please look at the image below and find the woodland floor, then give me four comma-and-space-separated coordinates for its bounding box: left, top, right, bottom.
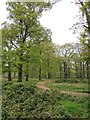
37, 80, 89, 97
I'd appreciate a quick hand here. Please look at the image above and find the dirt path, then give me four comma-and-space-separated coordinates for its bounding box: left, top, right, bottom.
37, 80, 50, 90
37, 80, 89, 97
60, 91, 89, 97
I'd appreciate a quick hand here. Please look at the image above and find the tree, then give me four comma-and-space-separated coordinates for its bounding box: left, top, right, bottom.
57, 43, 76, 79
2, 2, 52, 82
74, 0, 90, 79
2, 25, 17, 81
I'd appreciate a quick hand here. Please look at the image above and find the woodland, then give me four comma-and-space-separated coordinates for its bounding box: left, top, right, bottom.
1, 0, 90, 119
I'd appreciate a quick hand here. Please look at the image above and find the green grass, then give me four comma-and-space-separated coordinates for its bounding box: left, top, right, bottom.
61, 100, 88, 117
2, 79, 89, 119
23, 78, 40, 85
54, 78, 88, 84
47, 81, 88, 93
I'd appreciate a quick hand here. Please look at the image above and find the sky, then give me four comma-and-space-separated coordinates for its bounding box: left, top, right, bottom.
0, 0, 80, 45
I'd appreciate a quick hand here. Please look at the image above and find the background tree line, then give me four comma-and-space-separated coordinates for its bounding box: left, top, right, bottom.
1, 0, 90, 82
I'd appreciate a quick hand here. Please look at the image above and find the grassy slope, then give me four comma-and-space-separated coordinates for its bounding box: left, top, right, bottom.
2, 78, 89, 119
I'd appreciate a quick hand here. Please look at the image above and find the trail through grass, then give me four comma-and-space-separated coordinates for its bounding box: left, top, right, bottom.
46, 81, 88, 93
2, 78, 89, 119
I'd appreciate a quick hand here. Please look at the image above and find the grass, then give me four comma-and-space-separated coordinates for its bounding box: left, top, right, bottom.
2, 78, 89, 119
47, 80, 89, 93
59, 93, 89, 118
53, 78, 88, 84
60, 100, 88, 117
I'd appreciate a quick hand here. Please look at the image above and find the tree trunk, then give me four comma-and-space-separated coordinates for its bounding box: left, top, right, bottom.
14, 72, 16, 78
79, 62, 82, 78
47, 65, 51, 79
26, 65, 29, 81
47, 59, 51, 79
39, 67, 41, 80
75, 61, 78, 78
87, 28, 90, 81
64, 61, 68, 79
59, 64, 62, 78
68, 66, 70, 78
86, 61, 90, 80
44, 72, 47, 79
8, 70, 12, 81
48, 72, 51, 79
83, 3, 90, 81
26, 73, 28, 81
8, 62, 12, 81
18, 50, 23, 82
18, 63, 22, 82
82, 61, 85, 78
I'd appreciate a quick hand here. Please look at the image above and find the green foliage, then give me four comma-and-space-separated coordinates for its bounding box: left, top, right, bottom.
2, 80, 88, 119
2, 80, 61, 119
